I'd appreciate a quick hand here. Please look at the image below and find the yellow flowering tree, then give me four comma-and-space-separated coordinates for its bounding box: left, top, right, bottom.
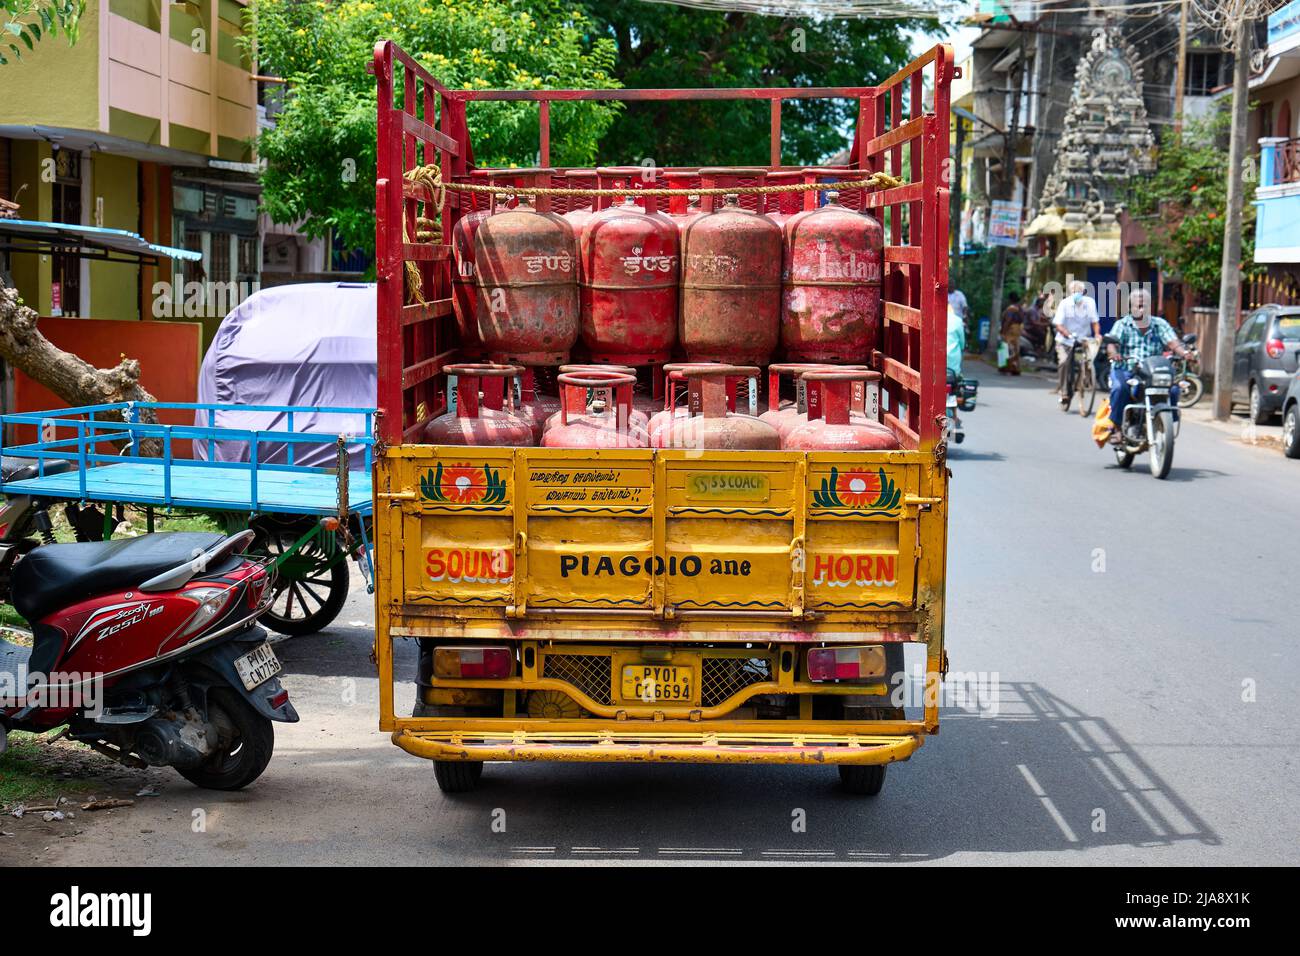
248, 0, 620, 258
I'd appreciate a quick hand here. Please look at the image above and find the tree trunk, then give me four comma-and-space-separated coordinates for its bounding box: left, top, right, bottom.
0, 283, 161, 455
1213, 20, 1250, 421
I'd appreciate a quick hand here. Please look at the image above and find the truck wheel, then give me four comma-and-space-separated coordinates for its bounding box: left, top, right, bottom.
838, 763, 887, 796
433, 760, 483, 794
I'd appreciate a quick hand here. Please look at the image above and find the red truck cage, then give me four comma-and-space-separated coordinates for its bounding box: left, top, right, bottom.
372, 39, 952, 451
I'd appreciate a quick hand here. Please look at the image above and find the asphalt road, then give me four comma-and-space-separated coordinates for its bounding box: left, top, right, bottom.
37, 367, 1300, 866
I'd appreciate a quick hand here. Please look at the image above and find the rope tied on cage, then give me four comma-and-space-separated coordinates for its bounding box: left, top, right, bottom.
401, 164, 448, 303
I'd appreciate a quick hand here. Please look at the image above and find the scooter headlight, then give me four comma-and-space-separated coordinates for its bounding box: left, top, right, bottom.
180, 586, 234, 637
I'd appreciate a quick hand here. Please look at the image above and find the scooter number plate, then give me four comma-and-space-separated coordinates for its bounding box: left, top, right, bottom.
234, 643, 282, 691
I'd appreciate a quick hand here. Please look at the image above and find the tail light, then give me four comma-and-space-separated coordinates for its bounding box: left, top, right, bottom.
179, 585, 235, 638
246, 569, 270, 609
806, 645, 886, 682
1266, 337, 1285, 359
433, 646, 513, 679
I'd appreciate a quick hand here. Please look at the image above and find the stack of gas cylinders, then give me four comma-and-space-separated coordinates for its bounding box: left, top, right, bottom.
430, 165, 898, 452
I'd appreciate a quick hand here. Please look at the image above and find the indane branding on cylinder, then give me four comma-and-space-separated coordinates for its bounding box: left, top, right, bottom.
619, 248, 677, 275
805, 242, 880, 282
521, 253, 573, 274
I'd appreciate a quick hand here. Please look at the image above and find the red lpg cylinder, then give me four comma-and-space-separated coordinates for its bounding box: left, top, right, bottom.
663, 170, 703, 239
645, 362, 732, 443
579, 168, 679, 365
759, 362, 831, 440
543, 364, 649, 433
424, 364, 534, 446
762, 169, 803, 227
511, 366, 556, 444
542, 371, 649, 449
474, 170, 579, 366
561, 168, 599, 237
654, 365, 780, 451
781, 190, 883, 363
697, 166, 767, 212
784, 369, 899, 451
680, 194, 782, 365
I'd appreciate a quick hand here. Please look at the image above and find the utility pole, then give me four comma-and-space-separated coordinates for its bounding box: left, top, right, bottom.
1214, 17, 1251, 421
984, 36, 1026, 363
1174, 0, 1190, 134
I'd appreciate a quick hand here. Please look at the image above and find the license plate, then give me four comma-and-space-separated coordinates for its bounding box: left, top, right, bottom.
621, 664, 695, 702
234, 642, 282, 691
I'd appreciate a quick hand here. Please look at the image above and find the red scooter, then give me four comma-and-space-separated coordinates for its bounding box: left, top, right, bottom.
0, 498, 298, 790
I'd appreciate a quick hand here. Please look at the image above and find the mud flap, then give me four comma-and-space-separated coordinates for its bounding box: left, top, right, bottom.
190, 626, 300, 723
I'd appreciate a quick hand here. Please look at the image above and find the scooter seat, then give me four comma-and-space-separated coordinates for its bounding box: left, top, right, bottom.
1, 456, 71, 483
11, 532, 226, 624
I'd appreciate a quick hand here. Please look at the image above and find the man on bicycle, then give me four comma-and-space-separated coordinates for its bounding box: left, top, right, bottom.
1054, 280, 1100, 409
1104, 289, 1193, 443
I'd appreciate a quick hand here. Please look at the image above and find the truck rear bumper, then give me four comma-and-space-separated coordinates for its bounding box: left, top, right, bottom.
392, 727, 924, 765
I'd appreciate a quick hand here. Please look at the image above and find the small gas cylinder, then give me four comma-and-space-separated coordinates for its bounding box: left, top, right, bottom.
680, 195, 782, 365
423, 363, 534, 447
542, 371, 649, 449
784, 369, 898, 451
542, 365, 649, 433
653, 365, 780, 451
474, 172, 579, 366
759, 363, 832, 439
644, 362, 731, 443
781, 190, 883, 363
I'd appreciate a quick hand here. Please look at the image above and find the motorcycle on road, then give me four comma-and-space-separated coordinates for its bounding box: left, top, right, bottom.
1105, 337, 1179, 480
0, 505, 298, 790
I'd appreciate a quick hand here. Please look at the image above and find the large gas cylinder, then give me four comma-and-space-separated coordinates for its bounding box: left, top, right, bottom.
561, 169, 599, 239
653, 365, 780, 451
579, 170, 679, 365
423, 363, 534, 446
784, 369, 898, 451
680, 194, 782, 365
781, 190, 883, 363
663, 170, 703, 240
542, 371, 649, 449
474, 173, 579, 366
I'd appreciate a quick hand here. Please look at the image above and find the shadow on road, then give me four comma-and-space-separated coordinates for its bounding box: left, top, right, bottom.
411, 681, 1218, 863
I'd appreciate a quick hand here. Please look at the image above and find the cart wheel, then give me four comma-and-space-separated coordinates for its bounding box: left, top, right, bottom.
838, 764, 887, 796
433, 760, 484, 794
260, 532, 350, 636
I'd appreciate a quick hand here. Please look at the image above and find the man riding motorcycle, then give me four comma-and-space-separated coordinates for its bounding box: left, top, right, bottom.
1105, 289, 1192, 443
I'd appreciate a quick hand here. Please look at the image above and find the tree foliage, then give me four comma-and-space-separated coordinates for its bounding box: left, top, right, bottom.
1127, 111, 1259, 297
575, 3, 931, 166
0, 0, 81, 64
248, 0, 621, 255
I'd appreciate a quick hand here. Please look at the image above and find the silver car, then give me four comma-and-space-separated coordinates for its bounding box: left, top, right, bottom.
1233, 306, 1300, 423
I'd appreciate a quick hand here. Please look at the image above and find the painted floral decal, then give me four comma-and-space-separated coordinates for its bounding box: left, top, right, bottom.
420, 462, 508, 505
812, 466, 901, 512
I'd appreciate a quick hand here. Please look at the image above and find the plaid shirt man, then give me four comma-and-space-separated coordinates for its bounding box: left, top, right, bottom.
1108, 313, 1177, 369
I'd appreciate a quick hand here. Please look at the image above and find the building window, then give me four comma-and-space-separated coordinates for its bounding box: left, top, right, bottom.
1185, 52, 1230, 96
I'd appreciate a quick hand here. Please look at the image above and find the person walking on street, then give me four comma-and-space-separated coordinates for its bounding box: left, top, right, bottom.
1055, 280, 1100, 407
999, 292, 1024, 375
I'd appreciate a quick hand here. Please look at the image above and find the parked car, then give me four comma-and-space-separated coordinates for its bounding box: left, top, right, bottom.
1232, 305, 1300, 423
1282, 372, 1300, 459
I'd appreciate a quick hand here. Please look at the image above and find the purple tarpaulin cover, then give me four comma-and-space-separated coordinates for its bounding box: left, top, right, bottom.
194, 283, 377, 468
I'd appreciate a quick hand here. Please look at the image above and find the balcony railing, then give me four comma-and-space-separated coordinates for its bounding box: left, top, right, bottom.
1259, 136, 1300, 187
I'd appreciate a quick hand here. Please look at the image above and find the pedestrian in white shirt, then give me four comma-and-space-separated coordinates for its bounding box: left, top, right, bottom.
1054, 280, 1100, 408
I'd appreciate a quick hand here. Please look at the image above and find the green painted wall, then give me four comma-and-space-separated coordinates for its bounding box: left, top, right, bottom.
0, 3, 100, 130
8, 140, 52, 315
88, 152, 140, 321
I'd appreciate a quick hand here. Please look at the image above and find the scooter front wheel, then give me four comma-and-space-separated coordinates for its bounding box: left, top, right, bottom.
177, 687, 275, 791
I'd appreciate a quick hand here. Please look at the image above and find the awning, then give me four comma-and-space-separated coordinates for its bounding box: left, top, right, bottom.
1056, 237, 1121, 266
0, 219, 200, 265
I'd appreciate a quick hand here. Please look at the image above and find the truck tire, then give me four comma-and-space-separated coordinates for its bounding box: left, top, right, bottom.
433, 760, 483, 794
838, 764, 887, 796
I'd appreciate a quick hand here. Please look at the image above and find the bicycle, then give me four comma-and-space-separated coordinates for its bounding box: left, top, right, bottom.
1060, 338, 1099, 417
